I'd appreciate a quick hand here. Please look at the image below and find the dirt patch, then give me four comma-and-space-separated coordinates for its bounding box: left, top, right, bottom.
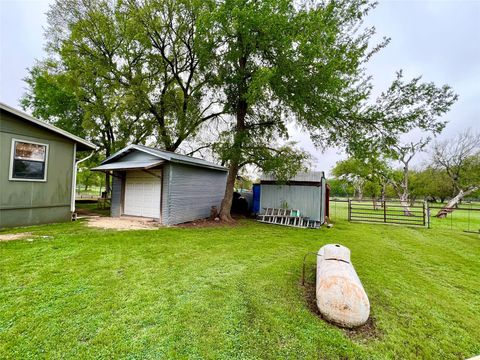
302, 270, 322, 317
0, 232, 33, 242
343, 316, 380, 342
300, 274, 381, 341
76, 207, 100, 216
176, 215, 247, 228
86, 216, 161, 230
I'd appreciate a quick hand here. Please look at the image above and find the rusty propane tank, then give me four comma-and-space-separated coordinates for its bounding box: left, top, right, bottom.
316, 244, 370, 328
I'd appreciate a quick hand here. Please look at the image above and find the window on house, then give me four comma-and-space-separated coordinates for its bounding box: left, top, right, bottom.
10, 140, 48, 181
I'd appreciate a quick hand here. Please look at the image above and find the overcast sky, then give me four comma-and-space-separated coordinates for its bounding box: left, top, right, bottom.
1, 0, 479, 176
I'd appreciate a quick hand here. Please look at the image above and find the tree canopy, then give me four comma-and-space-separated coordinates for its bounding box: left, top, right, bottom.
22, 0, 223, 155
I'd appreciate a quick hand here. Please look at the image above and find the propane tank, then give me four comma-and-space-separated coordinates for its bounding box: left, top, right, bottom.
316, 244, 370, 328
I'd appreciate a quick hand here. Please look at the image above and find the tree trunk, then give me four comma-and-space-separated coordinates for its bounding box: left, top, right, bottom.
399, 192, 412, 216
380, 184, 386, 203
219, 162, 239, 222
436, 186, 479, 218
105, 172, 111, 195
218, 42, 248, 222
354, 185, 363, 200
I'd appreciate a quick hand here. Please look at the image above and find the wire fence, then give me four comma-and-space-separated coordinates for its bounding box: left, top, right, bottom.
429, 202, 480, 233
329, 198, 480, 233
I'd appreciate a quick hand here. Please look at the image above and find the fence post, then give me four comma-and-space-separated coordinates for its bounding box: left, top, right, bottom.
348, 199, 351, 222
422, 201, 426, 227
383, 200, 387, 223
426, 202, 431, 229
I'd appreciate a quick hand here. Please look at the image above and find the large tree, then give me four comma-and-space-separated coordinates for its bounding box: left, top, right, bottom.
204, 0, 457, 221
22, 0, 222, 191
383, 139, 431, 214
432, 130, 480, 217
331, 70, 457, 215
206, 0, 388, 221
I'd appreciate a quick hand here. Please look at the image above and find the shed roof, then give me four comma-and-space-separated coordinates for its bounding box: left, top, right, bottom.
0, 102, 97, 151
98, 144, 228, 172
260, 171, 325, 182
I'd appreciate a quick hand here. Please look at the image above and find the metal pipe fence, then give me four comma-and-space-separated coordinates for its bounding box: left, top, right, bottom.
348, 199, 426, 227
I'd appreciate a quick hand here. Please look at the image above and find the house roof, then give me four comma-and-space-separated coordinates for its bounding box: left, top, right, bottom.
98, 144, 228, 172
0, 102, 97, 151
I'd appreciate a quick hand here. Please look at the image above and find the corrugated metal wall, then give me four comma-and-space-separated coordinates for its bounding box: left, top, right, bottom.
111, 171, 124, 217
164, 163, 227, 225
161, 164, 171, 223
259, 184, 322, 221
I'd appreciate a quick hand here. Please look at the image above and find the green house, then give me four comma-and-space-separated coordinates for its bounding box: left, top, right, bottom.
0, 102, 96, 229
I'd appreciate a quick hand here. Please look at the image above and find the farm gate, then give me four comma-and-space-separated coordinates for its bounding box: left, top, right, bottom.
347, 199, 427, 227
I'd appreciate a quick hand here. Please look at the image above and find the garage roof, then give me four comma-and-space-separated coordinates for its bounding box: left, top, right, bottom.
91, 159, 165, 171
0, 102, 97, 151
98, 144, 227, 172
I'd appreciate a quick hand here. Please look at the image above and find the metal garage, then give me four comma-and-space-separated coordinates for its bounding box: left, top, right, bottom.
92, 144, 228, 225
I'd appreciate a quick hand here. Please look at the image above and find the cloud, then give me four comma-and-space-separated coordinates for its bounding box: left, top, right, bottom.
0, 0, 51, 108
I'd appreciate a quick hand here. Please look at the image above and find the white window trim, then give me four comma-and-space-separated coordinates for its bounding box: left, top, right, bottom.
9, 138, 49, 182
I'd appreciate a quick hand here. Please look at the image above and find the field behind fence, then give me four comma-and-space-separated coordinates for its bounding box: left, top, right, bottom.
329, 198, 480, 233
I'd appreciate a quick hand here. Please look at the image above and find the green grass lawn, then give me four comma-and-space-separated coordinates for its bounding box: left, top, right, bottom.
1, 217, 479, 359
75, 201, 111, 217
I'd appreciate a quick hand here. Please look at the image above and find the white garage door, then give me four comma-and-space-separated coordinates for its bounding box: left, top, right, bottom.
124, 170, 161, 218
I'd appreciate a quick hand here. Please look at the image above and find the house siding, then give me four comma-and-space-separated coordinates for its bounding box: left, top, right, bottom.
164, 163, 227, 225
0, 109, 75, 228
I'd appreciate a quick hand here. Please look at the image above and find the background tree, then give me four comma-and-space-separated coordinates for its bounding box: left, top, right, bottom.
332, 158, 371, 200
22, 0, 222, 192
235, 175, 253, 191
77, 158, 105, 193
339, 71, 458, 214
326, 178, 354, 198
409, 167, 452, 203
382, 139, 431, 214
21, 64, 86, 137
432, 130, 480, 217
331, 155, 389, 210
